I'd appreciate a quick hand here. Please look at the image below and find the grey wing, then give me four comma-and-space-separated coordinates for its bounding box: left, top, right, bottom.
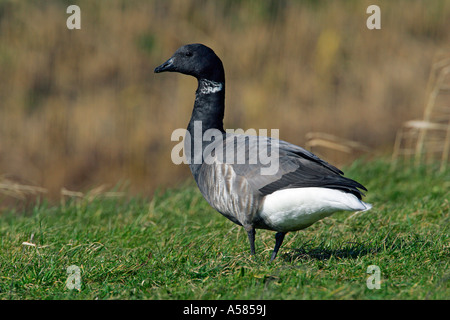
222, 134, 367, 199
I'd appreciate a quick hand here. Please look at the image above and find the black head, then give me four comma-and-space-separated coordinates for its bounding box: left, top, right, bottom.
154, 44, 225, 83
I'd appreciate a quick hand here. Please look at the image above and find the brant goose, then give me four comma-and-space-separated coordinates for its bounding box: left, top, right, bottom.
155, 43, 372, 261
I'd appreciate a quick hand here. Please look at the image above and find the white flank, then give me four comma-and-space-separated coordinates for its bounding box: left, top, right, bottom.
259, 187, 372, 232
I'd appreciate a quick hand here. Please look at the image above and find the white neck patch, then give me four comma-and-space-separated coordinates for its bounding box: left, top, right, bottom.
199, 79, 223, 95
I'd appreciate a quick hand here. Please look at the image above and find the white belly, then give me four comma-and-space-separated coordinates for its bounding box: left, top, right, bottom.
259, 187, 372, 232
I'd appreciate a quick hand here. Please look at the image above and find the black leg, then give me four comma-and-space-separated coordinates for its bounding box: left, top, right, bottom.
270, 232, 286, 261
245, 226, 256, 256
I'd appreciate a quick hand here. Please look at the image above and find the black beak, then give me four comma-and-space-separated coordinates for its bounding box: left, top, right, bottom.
154, 57, 175, 73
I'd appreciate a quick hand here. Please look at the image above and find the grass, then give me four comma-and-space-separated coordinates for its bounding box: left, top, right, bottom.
0, 158, 448, 300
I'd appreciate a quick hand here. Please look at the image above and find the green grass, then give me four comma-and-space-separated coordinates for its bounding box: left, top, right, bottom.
0, 158, 448, 300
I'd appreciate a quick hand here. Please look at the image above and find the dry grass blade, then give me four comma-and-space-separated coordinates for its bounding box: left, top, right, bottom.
305, 132, 371, 154
61, 185, 125, 206
0, 178, 47, 200
392, 56, 450, 172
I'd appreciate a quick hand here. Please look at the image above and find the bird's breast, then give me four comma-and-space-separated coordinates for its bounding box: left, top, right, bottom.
197, 162, 261, 227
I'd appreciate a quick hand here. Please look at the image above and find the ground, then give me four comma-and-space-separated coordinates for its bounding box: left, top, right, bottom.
0, 158, 448, 299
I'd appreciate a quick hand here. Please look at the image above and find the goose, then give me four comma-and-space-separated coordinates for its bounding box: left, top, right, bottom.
154, 43, 372, 261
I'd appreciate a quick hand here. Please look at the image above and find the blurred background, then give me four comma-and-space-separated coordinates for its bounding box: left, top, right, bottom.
0, 0, 449, 204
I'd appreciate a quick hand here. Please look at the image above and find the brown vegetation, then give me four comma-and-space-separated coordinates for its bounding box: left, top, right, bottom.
0, 0, 449, 201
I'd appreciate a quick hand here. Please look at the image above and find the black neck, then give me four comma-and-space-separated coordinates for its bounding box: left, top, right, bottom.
186, 78, 226, 179
188, 79, 225, 133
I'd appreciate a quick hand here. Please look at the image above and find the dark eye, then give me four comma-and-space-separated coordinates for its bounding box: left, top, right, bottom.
185, 51, 193, 57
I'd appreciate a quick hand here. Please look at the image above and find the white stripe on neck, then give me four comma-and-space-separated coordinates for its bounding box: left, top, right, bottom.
200, 79, 223, 94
